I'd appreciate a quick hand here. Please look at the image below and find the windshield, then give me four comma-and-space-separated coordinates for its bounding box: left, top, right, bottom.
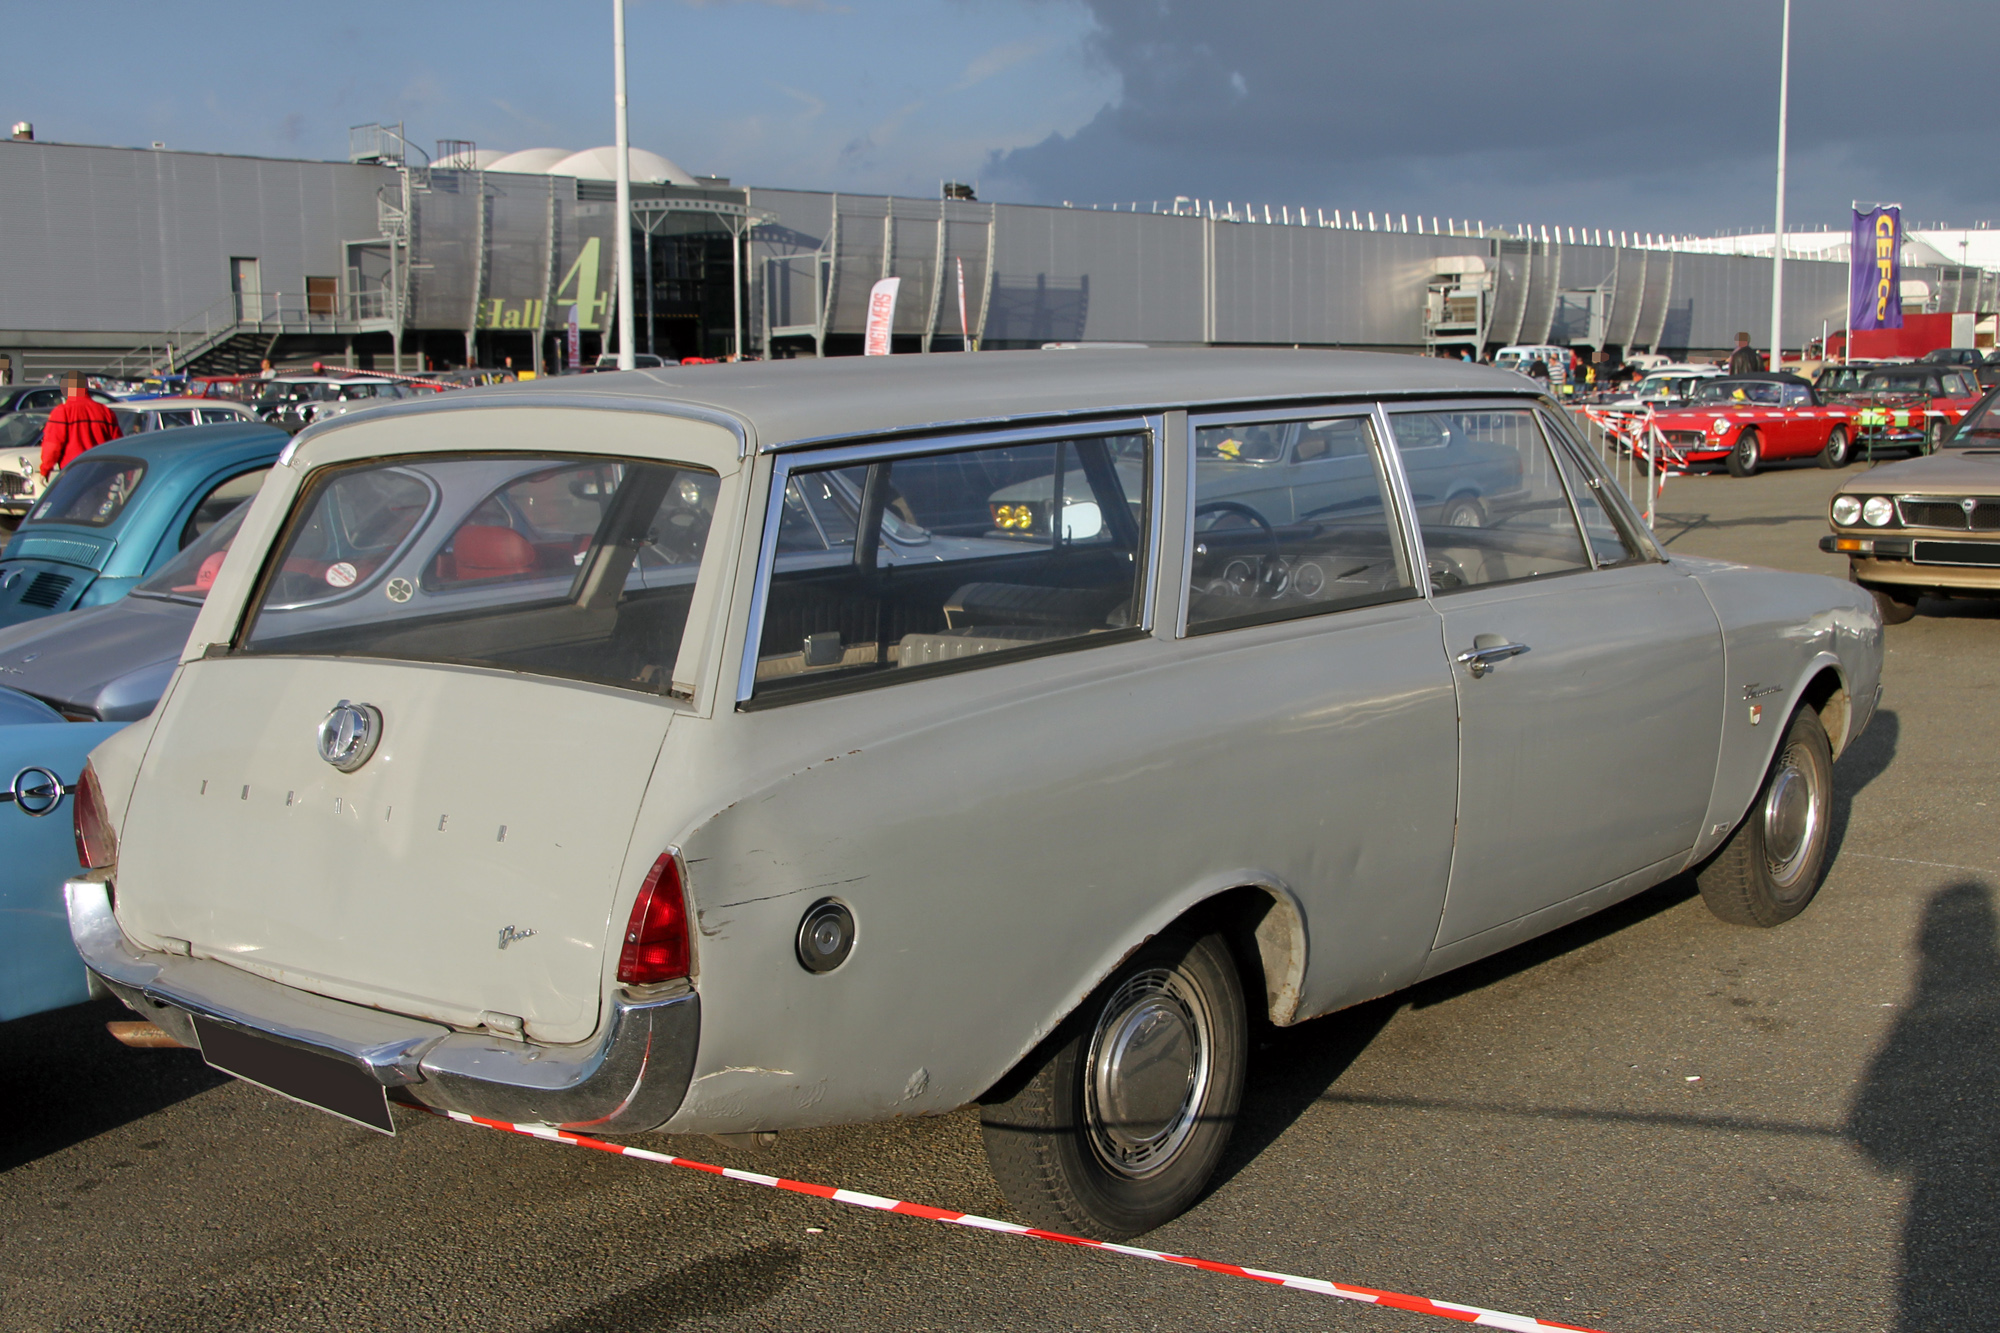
0, 412, 46, 452
133, 504, 248, 604
1818, 367, 1868, 393
1947, 393, 2000, 445
24, 455, 147, 528
1863, 371, 1941, 394
1691, 379, 1785, 406
1494, 352, 1523, 369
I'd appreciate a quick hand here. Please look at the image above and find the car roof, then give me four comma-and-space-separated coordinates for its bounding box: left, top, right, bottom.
82, 420, 286, 467
120, 397, 249, 409
318, 349, 1538, 453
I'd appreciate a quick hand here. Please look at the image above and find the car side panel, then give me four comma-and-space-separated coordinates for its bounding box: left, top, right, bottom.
1675, 556, 1883, 865
658, 601, 1460, 1133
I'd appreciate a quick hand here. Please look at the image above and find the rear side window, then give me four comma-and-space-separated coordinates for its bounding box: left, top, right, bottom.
241, 454, 717, 697
748, 432, 1149, 701
180, 468, 270, 547
25, 455, 146, 528
1185, 414, 1413, 633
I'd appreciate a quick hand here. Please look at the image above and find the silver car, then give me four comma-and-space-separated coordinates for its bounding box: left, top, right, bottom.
69, 350, 1881, 1240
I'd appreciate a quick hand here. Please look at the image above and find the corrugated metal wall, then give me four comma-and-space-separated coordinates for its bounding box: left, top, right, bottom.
0, 140, 388, 338
0, 140, 1968, 372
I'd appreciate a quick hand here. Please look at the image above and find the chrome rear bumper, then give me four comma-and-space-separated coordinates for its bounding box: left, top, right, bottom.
66, 876, 699, 1133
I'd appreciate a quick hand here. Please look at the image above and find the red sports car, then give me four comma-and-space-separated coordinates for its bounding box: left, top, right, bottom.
1643, 374, 1857, 476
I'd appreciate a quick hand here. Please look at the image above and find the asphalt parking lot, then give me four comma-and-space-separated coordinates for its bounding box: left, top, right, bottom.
4, 454, 1994, 1333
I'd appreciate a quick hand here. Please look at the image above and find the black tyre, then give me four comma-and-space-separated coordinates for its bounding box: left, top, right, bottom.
1441, 493, 1487, 528
1725, 427, 1761, 477
979, 929, 1247, 1240
1697, 708, 1834, 927
1817, 426, 1850, 469
1862, 581, 1920, 625
1921, 418, 1945, 455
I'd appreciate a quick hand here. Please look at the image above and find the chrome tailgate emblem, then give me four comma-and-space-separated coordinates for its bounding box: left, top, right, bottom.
317, 701, 383, 773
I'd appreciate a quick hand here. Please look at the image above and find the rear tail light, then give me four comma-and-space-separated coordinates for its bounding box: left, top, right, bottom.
73, 762, 117, 870
617, 852, 690, 985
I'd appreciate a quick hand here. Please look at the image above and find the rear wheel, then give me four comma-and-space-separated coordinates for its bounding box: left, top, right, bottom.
1921, 419, 1945, 455
1697, 708, 1834, 927
1726, 427, 1762, 477
1441, 493, 1487, 528
1817, 426, 1851, 469
979, 929, 1247, 1240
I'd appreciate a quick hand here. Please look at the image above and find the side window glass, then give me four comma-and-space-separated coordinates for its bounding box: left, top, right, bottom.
750, 432, 1149, 699
1390, 408, 1591, 592
1537, 408, 1658, 564
1186, 415, 1413, 633
180, 467, 270, 547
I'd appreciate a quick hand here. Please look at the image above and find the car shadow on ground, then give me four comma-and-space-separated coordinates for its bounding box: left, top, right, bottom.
1207, 876, 1701, 1196
1652, 509, 1830, 545
1849, 880, 2000, 1330
0, 995, 225, 1173
1829, 706, 1899, 864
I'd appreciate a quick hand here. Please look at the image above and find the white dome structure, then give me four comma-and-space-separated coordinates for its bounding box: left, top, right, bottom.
433, 147, 508, 170
547, 146, 697, 186
486, 147, 575, 175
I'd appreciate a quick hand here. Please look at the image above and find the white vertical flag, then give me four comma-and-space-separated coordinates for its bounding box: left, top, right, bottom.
863, 277, 901, 356
956, 258, 970, 349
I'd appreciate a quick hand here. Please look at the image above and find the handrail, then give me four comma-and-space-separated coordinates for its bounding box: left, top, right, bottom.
99, 290, 401, 377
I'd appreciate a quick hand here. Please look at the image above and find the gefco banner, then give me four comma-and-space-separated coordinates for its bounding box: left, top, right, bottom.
1850, 206, 1903, 331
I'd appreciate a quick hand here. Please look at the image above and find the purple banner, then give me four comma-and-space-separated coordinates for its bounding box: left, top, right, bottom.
1851, 206, 1902, 331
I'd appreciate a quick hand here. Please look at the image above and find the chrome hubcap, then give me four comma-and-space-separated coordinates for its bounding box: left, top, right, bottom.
1085, 968, 1212, 1178
1762, 744, 1823, 889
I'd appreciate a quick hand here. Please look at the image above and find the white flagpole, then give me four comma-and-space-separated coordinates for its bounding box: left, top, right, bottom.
1768, 0, 1791, 371
612, 0, 637, 370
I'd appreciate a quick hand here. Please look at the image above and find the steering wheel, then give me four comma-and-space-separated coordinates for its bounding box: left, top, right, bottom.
1193, 500, 1287, 598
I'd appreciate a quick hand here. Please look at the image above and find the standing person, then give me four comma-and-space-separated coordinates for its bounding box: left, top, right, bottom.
258, 358, 276, 380
1728, 332, 1761, 376
1526, 358, 1551, 391
39, 371, 121, 479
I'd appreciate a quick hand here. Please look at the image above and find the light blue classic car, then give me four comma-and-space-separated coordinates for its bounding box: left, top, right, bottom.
0, 421, 284, 629
0, 688, 123, 1021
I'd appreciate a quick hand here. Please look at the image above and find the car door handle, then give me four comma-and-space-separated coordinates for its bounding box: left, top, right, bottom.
1455, 639, 1530, 678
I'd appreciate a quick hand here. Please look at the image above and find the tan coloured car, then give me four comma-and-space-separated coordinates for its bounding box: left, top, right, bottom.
1822, 386, 2000, 622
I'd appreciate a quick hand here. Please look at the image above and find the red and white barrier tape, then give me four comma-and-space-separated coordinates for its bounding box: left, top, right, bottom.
437, 1110, 1607, 1332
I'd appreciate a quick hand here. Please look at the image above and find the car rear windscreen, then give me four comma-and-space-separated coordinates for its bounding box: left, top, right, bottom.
237, 454, 717, 696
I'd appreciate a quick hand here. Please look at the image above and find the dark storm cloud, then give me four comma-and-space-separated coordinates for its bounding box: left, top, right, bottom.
991, 0, 2000, 232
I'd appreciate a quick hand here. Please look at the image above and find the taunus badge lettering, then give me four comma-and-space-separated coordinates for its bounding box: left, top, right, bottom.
497, 925, 537, 950
317, 701, 384, 773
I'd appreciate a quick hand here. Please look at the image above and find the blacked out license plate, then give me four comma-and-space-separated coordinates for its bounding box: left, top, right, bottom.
194, 1017, 396, 1134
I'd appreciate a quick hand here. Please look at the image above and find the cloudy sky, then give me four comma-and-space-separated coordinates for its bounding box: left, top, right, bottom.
9, 0, 1998, 236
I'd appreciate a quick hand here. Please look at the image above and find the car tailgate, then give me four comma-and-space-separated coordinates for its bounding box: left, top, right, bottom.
114, 655, 672, 1045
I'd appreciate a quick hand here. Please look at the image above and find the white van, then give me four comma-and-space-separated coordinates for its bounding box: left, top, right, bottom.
1493, 344, 1571, 388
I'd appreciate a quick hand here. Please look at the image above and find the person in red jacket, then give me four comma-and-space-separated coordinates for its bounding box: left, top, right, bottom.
39, 372, 121, 478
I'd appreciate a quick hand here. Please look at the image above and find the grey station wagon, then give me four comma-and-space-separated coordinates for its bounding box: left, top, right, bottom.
70, 350, 1882, 1240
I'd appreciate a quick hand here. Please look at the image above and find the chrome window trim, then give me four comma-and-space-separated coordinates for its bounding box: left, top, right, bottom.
1177, 403, 1420, 636
735, 416, 1162, 706
761, 388, 1540, 455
